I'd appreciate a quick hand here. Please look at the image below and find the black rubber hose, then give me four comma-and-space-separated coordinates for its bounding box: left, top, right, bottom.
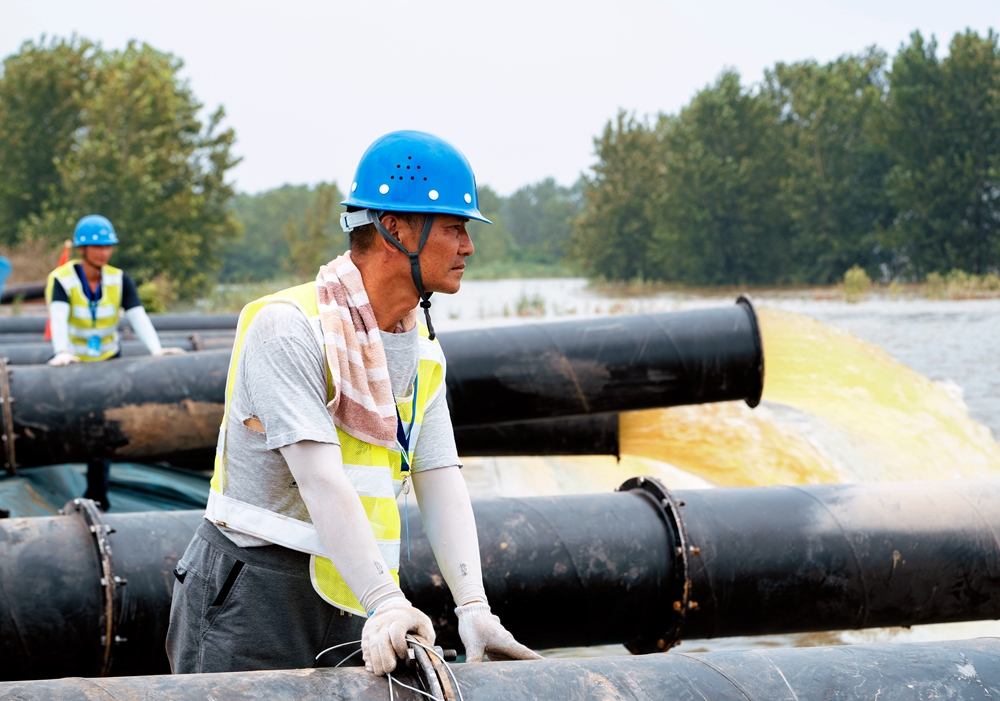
0, 333, 236, 365
0, 639, 996, 700
0, 313, 240, 335
3, 479, 999, 680
2, 301, 761, 468
402, 478, 1000, 653
439, 296, 764, 425
0, 282, 45, 304
0, 507, 202, 680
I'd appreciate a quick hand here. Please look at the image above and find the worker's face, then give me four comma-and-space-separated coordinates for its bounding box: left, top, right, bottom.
80, 245, 114, 269
394, 214, 474, 295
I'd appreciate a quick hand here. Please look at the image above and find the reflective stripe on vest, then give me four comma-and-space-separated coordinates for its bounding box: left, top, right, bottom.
44, 261, 123, 362
206, 280, 446, 615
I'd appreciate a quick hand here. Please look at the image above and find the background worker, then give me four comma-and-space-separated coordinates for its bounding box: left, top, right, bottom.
45, 214, 185, 509
167, 131, 539, 676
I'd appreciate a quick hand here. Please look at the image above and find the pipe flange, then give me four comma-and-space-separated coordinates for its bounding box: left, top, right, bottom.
0, 358, 16, 476
65, 497, 123, 676
618, 476, 693, 653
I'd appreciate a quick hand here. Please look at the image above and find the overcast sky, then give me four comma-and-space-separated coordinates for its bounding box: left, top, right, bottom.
3, 1, 997, 195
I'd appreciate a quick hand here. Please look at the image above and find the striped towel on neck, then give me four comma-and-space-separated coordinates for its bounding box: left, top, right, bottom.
315, 251, 415, 448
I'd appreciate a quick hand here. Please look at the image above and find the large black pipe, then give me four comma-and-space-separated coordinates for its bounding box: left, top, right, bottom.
0, 281, 45, 304
0, 313, 240, 335
0, 332, 236, 365
3, 479, 999, 681
407, 478, 1000, 652
0, 502, 201, 680
440, 296, 763, 424
0, 301, 760, 468
454, 413, 619, 456
1, 640, 997, 700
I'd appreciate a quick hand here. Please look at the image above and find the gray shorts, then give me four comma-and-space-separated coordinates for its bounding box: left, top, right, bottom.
166, 519, 365, 673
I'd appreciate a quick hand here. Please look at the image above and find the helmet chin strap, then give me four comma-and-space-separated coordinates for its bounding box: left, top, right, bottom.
371, 212, 438, 340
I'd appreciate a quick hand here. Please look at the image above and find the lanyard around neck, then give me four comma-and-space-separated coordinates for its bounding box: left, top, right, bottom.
75, 264, 102, 328
395, 374, 419, 474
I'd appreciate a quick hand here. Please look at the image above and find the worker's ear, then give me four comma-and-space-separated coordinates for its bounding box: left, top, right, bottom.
378, 214, 405, 251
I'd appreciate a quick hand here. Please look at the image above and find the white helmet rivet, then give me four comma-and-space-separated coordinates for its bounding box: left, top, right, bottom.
464, 193, 472, 204
92, 234, 98, 240
379, 184, 389, 195
351, 182, 358, 192
428, 190, 439, 201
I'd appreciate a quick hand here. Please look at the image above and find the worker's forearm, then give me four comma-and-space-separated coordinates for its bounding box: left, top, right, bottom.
280, 440, 403, 613
125, 306, 162, 353
48, 301, 72, 354
412, 466, 487, 607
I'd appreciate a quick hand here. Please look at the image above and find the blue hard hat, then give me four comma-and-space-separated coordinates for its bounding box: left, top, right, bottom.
74, 215, 119, 246
342, 131, 491, 224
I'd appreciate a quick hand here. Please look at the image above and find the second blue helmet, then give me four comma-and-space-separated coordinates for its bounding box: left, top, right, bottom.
342, 131, 491, 224
74, 215, 119, 246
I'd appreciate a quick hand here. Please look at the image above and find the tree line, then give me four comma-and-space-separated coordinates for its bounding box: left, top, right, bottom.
574, 30, 1000, 284
0, 37, 239, 296
2, 30, 997, 291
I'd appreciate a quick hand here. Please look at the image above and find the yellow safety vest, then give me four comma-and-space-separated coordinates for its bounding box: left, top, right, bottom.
205, 281, 446, 615
44, 261, 124, 362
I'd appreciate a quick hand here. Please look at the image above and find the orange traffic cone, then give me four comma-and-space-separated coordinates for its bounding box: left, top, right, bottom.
44, 240, 73, 341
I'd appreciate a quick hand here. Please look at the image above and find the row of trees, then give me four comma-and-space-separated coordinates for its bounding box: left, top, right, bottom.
3, 30, 997, 290
574, 30, 1000, 284
221, 177, 584, 282
0, 37, 239, 295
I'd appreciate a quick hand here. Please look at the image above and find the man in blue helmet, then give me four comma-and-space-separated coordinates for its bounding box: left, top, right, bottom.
167, 132, 539, 676
45, 214, 186, 509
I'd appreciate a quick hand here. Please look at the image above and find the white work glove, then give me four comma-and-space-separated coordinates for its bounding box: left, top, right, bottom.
361, 596, 436, 676
455, 602, 542, 662
47, 351, 81, 367
153, 347, 186, 356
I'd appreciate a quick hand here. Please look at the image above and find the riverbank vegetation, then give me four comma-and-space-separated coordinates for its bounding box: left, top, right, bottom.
1, 30, 997, 300
574, 30, 1000, 286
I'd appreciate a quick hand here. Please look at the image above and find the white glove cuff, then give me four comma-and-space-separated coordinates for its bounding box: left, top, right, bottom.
370, 594, 411, 617
454, 601, 492, 618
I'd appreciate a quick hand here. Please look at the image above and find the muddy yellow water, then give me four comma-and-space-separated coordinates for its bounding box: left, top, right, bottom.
618, 306, 1000, 486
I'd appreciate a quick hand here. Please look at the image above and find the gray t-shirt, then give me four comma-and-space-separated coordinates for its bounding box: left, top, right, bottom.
218, 303, 460, 547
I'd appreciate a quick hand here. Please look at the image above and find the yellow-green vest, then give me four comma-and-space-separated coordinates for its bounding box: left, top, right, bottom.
44, 260, 123, 362
205, 281, 446, 615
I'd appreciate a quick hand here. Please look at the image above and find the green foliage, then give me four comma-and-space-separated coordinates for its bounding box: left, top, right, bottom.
573, 112, 662, 280
653, 72, 793, 285
138, 279, 166, 313
0, 37, 96, 243
0, 38, 240, 297
221, 183, 346, 282
283, 183, 343, 279
843, 264, 871, 301
765, 48, 893, 283
925, 271, 946, 298
573, 30, 1000, 285
883, 30, 1000, 277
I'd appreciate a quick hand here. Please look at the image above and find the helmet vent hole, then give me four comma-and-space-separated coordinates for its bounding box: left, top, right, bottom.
410, 176, 415, 180
417, 165, 421, 169
423, 177, 427, 181
408, 156, 412, 160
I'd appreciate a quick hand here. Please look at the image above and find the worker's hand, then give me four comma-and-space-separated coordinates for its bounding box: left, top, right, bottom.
456, 602, 542, 663
361, 596, 435, 676
47, 351, 81, 367
153, 347, 186, 356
